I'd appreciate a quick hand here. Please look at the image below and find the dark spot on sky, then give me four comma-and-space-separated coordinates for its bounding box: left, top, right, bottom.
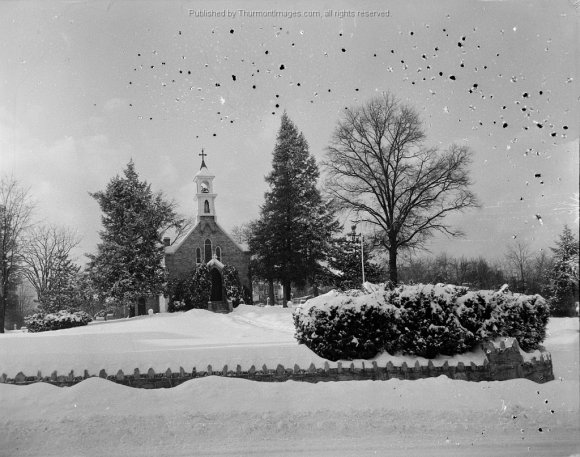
538, 428, 543, 432
535, 173, 541, 178
355, 88, 359, 91
410, 31, 414, 35
252, 85, 256, 89
230, 29, 234, 34
391, 49, 395, 54
523, 92, 529, 98
232, 75, 236, 81
539, 90, 543, 95
503, 122, 508, 128
551, 132, 557, 137
279, 64, 285, 70
537, 123, 543, 128
275, 94, 279, 98
265, 50, 269, 55
439, 71, 443, 76
458, 42, 463, 47
137, 53, 141, 57
297, 82, 301, 86
213, 133, 216, 136
215, 83, 220, 87
563, 125, 568, 129
449, 75, 456, 80
341, 48, 346, 52
275, 104, 279, 108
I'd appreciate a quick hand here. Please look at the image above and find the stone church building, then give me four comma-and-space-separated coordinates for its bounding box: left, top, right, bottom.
149, 153, 250, 314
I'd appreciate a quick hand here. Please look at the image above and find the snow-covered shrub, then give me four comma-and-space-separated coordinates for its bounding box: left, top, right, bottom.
294, 283, 550, 360
293, 290, 400, 360
25, 310, 92, 333
386, 284, 473, 358
223, 265, 243, 307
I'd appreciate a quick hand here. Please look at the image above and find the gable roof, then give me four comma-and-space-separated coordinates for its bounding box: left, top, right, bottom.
164, 219, 248, 255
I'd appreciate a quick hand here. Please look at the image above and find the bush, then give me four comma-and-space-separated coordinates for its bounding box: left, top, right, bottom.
293, 283, 549, 360
25, 310, 92, 333
223, 265, 243, 307
293, 290, 400, 360
167, 264, 211, 312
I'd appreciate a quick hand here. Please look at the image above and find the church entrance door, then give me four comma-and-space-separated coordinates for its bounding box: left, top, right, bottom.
210, 268, 223, 301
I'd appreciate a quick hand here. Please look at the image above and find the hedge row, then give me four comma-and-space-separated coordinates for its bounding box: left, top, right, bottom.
293, 284, 550, 360
24, 310, 93, 333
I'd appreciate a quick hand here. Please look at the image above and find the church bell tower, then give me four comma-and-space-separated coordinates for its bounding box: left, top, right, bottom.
193, 149, 217, 223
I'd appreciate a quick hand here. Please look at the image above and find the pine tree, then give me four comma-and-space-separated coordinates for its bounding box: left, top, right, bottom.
87, 161, 178, 314
250, 113, 339, 303
547, 225, 579, 316
327, 235, 384, 290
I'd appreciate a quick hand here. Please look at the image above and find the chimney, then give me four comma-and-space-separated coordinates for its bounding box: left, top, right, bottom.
163, 237, 171, 247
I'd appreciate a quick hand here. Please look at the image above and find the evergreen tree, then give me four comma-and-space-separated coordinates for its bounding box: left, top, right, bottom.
251, 113, 338, 303
547, 225, 579, 316
87, 161, 179, 314
327, 235, 383, 290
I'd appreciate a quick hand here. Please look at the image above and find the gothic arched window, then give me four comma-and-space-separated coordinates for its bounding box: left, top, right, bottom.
196, 247, 201, 264
204, 200, 210, 213
215, 246, 221, 262
204, 239, 212, 263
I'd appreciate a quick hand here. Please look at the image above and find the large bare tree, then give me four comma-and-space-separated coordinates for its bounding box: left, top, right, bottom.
21, 225, 82, 305
0, 176, 34, 332
505, 240, 532, 293
324, 93, 479, 283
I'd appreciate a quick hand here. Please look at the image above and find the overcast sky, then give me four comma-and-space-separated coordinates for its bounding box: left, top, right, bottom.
1, 0, 578, 265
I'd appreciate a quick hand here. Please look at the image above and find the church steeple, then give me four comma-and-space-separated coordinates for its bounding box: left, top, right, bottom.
193, 149, 217, 222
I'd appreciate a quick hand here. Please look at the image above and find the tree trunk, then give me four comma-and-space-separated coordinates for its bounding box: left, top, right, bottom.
0, 295, 5, 333
388, 247, 398, 284
267, 278, 275, 306
282, 281, 291, 307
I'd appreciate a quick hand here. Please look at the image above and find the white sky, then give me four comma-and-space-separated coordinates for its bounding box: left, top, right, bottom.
0, 0, 578, 265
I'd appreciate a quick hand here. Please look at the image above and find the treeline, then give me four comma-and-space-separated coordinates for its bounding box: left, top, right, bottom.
397, 252, 550, 295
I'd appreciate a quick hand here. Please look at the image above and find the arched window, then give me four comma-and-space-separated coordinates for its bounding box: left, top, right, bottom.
215, 246, 221, 261
204, 239, 212, 263
204, 200, 210, 213
196, 247, 201, 264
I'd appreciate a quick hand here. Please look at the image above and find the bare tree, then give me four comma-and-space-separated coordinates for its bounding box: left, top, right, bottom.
505, 240, 532, 293
20, 225, 81, 303
324, 93, 480, 283
230, 223, 253, 245
0, 176, 34, 332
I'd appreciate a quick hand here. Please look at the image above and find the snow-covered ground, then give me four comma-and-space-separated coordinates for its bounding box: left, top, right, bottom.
0, 306, 578, 457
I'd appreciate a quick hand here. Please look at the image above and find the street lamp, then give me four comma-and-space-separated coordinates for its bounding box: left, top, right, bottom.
350, 222, 365, 285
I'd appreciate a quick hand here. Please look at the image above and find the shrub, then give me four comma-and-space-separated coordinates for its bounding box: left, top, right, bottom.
293, 283, 549, 360
293, 290, 400, 361
223, 265, 243, 307
386, 284, 473, 358
25, 310, 92, 333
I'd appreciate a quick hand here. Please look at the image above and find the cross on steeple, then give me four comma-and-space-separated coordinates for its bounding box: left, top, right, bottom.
199, 148, 207, 170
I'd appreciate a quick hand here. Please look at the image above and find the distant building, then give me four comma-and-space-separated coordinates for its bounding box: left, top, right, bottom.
156, 152, 250, 314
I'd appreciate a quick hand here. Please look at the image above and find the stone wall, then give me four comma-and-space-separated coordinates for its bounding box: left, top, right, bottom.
165, 217, 250, 289
1, 340, 554, 388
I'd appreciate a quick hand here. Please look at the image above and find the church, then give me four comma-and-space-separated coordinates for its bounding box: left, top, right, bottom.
154, 151, 251, 314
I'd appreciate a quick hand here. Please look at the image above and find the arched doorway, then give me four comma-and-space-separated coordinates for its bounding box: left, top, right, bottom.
210, 268, 223, 301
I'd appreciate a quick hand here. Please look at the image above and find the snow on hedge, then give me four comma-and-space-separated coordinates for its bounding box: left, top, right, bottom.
293, 283, 550, 360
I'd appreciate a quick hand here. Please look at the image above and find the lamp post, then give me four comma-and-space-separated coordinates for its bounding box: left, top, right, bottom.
350, 223, 365, 285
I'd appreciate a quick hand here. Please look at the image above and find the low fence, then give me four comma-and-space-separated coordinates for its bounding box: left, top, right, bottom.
0, 339, 554, 388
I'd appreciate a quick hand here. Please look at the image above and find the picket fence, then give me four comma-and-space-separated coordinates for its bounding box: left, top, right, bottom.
0, 339, 554, 388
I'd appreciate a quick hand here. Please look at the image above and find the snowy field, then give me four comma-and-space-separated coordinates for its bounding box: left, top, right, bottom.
0, 306, 578, 456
